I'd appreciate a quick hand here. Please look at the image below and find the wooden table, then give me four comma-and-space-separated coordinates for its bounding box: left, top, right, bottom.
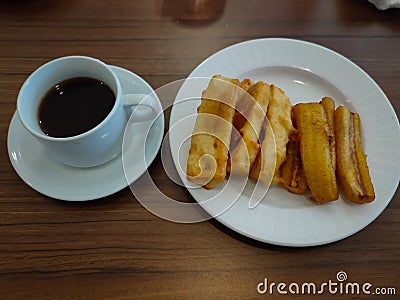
1, 0, 399, 299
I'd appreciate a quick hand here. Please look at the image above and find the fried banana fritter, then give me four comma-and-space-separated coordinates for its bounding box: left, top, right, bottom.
335, 106, 375, 203
250, 85, 296, 185
230, 81, 271, 176
292, 102, 339, 203
186, 75, 240, 189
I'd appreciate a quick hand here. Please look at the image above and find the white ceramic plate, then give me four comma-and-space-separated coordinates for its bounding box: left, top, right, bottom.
169, 38, 400, 246
7, 66, 164, 201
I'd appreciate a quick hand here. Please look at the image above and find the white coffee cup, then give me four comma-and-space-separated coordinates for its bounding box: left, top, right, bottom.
17, 56, 158, 168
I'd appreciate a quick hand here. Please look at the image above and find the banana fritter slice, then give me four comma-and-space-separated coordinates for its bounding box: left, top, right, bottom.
231, 79, 254, 134
278, 140, 308, 194
250, 85, 296, 185
292, 103, 339, 203
320, 97, 336, 172
186, 75, 241, 189
230, 81, 271, 176
335, 106, 375, 203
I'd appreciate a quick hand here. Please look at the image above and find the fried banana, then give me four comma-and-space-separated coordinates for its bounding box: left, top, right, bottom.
320, 97, 336, 171
232, 79, 254, 134
292, 103, 339, 203
278, 141, 308, 194
229, 81, 271, 176
250, 85, 296, 185
249, 121, 275, 185
334, 106, 375, 203
227, 79, 254, 173
187, 75, 240, 189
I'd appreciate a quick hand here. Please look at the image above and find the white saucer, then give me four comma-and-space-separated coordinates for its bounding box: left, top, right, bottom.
7, 66, 164, 201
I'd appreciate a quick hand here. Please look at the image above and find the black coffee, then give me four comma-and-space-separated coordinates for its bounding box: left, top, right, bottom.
38, 77, 115, 138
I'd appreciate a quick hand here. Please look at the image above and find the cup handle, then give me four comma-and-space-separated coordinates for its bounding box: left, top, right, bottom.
123, 93, 158, 123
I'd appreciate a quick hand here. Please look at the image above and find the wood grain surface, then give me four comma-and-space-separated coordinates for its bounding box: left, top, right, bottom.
0, 0, 399, 299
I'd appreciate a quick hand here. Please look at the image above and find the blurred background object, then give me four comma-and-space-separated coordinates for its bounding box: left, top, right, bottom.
368, 0, 400, 9
160, 0, 227, 25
